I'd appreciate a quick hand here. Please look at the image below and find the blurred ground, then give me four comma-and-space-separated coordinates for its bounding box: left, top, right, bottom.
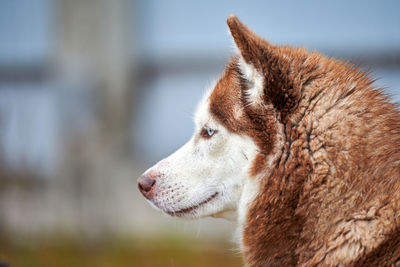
0, 236, 242, 267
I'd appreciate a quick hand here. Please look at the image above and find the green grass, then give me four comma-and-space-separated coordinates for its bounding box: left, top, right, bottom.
0, 235, 243, 267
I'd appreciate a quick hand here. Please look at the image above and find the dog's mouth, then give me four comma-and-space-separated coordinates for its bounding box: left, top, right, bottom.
166, 192, 219, 217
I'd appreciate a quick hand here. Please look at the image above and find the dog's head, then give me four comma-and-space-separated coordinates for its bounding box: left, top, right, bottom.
137, 15, 319, 220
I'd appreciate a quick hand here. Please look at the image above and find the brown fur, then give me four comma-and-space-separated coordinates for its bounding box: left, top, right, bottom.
210, 15, 400, 266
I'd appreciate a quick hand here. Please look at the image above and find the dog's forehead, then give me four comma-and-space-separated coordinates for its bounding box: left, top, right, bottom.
195, 58, 242, 129
208, 59, 243, 133
194, 90, 213, 127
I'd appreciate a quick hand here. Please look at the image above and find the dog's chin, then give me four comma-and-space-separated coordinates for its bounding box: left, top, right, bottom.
152, 192, 221, 219
210, 209, 237, 221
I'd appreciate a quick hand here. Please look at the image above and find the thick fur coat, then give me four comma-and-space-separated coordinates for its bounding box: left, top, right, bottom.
225, 15, 400, 266
138, 15, 400, 266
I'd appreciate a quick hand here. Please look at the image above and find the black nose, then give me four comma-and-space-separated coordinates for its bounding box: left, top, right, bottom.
138, 175, 156, 195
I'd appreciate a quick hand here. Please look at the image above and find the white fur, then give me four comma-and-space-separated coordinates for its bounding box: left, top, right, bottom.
235, 175, 261, 246
238, 57, 264, 107
142, 89, 261, 221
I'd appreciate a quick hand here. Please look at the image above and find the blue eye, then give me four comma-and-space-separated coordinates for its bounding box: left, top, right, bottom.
201, 127, 217, 138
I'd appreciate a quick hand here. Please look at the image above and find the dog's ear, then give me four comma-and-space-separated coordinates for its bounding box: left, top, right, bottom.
227, 14, 273, 72
227, 15, 303, 118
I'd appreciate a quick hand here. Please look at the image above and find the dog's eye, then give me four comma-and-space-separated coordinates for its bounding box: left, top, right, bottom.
200, 127, 216, 138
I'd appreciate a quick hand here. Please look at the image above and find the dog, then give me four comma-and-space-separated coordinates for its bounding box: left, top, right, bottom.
138, 15, 400, 266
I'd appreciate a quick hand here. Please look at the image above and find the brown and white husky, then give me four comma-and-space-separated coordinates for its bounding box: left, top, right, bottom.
138, 15, 400, 266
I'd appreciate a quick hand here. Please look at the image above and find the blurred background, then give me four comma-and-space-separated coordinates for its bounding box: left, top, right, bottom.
0, 0, 399, 266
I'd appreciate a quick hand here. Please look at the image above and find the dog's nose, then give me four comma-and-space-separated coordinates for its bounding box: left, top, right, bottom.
138, 175, 156, 196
